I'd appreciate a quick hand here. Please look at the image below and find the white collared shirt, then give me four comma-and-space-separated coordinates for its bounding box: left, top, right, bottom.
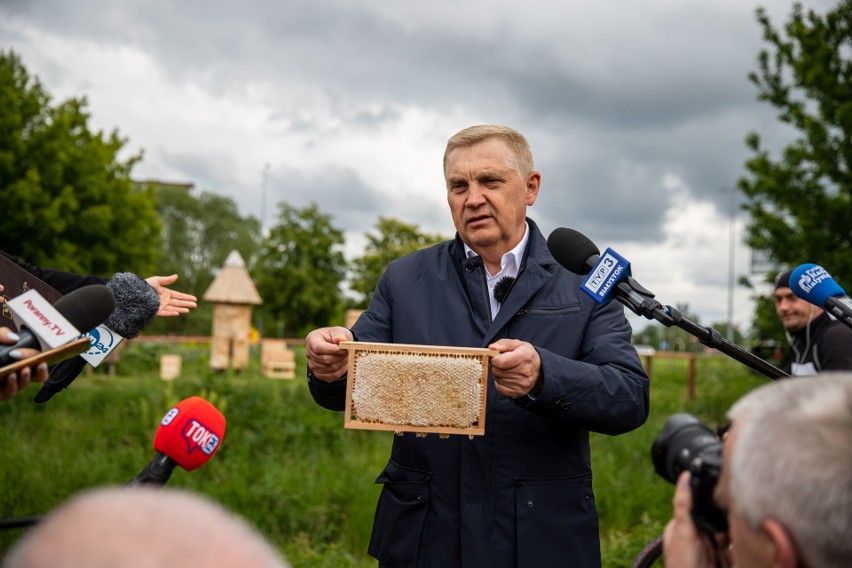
463, 222, 530, 320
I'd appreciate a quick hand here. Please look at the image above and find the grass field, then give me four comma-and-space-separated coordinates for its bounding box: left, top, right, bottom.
0, 342, 769, 566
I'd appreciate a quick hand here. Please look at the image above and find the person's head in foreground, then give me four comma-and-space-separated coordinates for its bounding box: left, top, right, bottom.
3, 486, 290, 568
665, 372, 852, 568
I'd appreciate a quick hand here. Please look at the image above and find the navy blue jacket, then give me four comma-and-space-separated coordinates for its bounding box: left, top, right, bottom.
309, 219, 650, 568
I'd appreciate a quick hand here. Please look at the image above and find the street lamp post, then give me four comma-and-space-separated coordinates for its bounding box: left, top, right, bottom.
722, 187, 736, 342
260, 163, 270, 234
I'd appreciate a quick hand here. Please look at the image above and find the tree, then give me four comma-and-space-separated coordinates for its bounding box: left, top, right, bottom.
142, 183, 261, 335
0, 50, 160, 276
739, 2, 852, 337
255, 202, 346, 338
349, 217, 448, 307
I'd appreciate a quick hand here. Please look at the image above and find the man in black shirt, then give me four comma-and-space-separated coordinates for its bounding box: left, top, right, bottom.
774, 269, 852, 375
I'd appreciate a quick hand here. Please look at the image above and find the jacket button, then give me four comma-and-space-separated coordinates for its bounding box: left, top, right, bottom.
464, 262, 475, 272
527, 500, 533, 508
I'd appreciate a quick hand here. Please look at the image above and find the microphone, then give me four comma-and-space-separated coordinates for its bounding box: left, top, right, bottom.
790, 263, 852, 330
546, 227, 788, 380
0, 284, 115, 366
546, 227, 670, 324
493, 276, 515, 304
129, 396, 226, 486
35, 272, 161, 403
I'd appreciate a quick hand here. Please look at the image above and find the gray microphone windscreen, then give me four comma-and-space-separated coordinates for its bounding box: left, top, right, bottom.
105, 273, 160, 339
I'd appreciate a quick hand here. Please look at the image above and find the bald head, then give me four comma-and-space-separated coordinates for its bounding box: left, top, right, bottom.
3, 486, 289, 568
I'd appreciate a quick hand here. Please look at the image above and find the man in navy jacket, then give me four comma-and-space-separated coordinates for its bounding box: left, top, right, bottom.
306, 125, 650, 567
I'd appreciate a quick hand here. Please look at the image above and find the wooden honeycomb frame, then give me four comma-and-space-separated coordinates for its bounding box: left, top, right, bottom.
339, 341, 496, 437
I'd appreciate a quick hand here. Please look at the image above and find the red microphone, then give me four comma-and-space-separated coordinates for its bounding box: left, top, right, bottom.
129, 396, 226, 486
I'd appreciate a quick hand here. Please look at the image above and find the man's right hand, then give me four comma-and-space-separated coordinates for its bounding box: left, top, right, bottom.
305, 326, 353, 382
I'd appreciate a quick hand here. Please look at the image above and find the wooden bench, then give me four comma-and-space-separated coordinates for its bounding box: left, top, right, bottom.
261, 339, 296, 379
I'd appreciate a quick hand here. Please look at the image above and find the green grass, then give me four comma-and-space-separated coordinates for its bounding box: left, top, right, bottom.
0, 344, 768, 566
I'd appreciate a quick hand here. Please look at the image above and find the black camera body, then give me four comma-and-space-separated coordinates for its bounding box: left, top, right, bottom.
651, 413, 728, 535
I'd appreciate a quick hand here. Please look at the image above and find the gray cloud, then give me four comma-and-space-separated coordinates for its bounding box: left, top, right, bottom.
0, 0, 836, 329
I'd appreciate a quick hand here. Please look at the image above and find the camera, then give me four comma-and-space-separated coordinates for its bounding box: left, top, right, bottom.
651, 413, 728, 534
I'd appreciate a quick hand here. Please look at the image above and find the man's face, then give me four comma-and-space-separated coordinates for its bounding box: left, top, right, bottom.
445, 137, 540, 261
774, 286, 822, 332
715, 425, 775, 567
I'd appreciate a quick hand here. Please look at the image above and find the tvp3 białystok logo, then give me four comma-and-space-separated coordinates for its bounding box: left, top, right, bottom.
581, 248, 630, 304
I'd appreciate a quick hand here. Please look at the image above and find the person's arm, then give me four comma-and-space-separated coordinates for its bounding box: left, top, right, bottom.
820, 323, 852, 371
510, 299, 651, 435
1, 251, 107, 293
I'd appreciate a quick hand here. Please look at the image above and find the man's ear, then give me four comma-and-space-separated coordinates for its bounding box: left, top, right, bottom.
762, 519, 798, 568
524, 172, 541, 206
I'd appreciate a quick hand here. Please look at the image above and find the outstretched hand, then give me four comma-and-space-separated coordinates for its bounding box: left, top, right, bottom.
145, 274, 198, 317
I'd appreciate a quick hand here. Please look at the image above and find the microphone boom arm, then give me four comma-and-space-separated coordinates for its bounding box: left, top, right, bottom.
613, 277, 788, 381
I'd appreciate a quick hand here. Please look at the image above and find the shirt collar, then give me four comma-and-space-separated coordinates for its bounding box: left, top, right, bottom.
463, 222, 529, 279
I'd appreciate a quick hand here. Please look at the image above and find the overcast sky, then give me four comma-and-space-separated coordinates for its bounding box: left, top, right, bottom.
1, 0, 835, 335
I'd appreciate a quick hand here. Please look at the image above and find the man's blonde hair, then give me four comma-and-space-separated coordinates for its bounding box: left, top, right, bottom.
443, 125, 534, 178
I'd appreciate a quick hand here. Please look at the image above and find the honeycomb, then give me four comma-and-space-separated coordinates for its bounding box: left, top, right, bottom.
340, 342, 493, 436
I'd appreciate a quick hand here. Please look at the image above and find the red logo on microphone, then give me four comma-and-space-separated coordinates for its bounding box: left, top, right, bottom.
181, 419, 221, 455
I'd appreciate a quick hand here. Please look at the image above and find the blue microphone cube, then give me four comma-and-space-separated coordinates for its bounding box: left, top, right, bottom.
790, 263, 846, 307
581, 248, 630, 304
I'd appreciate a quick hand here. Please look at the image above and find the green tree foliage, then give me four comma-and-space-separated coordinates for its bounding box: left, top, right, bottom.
0, 50, 159, 276
349, 217, 448, 308
255, 202, 346, 338
739, 2, 852, 336
143, 183, 261, 335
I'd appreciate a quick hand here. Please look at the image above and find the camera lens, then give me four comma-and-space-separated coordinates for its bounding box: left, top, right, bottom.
651, 413, 728, 534
651, 413, 721, 483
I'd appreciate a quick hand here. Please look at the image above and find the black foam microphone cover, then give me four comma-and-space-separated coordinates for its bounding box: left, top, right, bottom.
546, 228, 601, 275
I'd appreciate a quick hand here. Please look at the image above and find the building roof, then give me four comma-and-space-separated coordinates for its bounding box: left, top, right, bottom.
202, 250, 263, 305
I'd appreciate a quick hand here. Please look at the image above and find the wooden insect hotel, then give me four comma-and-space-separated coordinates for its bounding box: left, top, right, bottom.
203, 250, 262, 371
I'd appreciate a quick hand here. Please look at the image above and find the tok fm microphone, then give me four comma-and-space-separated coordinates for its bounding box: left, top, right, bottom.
0, 284, 115, 367
129, 396, 227, 486
790, 263, 852, 330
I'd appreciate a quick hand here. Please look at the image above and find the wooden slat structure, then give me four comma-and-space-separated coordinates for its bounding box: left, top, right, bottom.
261, 339, 296, 379
339, 341, 496, 437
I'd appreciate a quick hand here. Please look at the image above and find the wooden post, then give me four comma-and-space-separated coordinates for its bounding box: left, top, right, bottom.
160, 354, 182, 381
688, 354, 697, 400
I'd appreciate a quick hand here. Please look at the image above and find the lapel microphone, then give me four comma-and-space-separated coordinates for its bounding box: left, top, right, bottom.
493, 276, 516, 304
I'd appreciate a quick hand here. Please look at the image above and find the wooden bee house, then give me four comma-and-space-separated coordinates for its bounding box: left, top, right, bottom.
203, 250, 262, 371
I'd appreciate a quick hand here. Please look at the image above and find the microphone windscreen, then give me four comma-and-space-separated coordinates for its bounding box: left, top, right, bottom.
105, 272, 160, 339
153, 396, 226, 471
53, 284, 116, 333
790, 263, 846, 307
547, 227, 600, 275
